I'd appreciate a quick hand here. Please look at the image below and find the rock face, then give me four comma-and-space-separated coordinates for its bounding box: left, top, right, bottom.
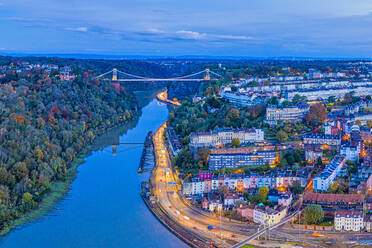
167, 81, 201, 100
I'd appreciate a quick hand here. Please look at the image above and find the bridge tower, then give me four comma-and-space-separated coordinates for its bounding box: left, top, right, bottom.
204, 69, 210, 81
112, 68, 118, 81
111, 68, 120, 93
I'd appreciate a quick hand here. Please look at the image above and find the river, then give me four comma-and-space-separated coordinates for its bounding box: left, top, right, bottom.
0, 99, 187, 248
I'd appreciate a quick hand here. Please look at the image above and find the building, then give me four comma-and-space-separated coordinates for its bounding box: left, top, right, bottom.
237, 205, 255, 220
313, 155, 346, 191
367, 174, 372, 193
285, 86, 372, 101
265, 104, 309, 125
365, 215, 372, 232
253, 205, 287, 226
303, 192, 365, 211
199, 171, 212, 181
340, 144, 360, 162
303, 134, 341, 147
366, 197, 372, 213
182, 170, 308, 196
166, 127, 183, 157
334, 210, 364, 231
305, 148, 323, 162
221, 91, 266, 107
278, 193, 293, 207
208, 150, 278, 170
224, 193, 240, 207
190, 128, 264, 148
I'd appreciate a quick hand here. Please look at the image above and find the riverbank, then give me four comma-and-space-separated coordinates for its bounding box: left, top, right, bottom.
0, 98, 187, 248
0, 154, 85, 236
0, 114, 141, 236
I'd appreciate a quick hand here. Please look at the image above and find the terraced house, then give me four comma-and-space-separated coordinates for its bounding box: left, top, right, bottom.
303, 193, 365, 212
265, 103, 309, 125
208, 150, 277, 170
334, 210, 364, 232
182, 171, 308, 196
190, 128, 264, 148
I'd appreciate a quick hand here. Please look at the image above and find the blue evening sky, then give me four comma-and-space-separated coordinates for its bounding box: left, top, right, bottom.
0, 0, 372, 57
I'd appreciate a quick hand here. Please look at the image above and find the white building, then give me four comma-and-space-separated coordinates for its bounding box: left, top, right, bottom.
253, 206, 287, 226
190, 128, 264, 148
313, 155, 346, 191
340, 144, 360, 162
285, 86, 372, 101
334, 210, 364, 232
265, 104, 309, 125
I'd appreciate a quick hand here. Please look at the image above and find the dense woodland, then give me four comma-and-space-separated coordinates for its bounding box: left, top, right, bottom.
0, 65, 139, 230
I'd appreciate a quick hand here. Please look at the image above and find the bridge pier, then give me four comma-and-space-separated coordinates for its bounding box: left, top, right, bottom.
112, 81, 120, 93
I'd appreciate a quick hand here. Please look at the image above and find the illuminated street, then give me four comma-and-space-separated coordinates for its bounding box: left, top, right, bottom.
152, 122, 251, 247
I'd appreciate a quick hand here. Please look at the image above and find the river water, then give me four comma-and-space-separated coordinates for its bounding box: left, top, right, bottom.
0, 99, 187, 248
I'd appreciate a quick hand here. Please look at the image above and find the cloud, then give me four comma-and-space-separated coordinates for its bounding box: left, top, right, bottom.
65, 27, 88, 32
175, 30, 252, 41
176, 30, 207, 40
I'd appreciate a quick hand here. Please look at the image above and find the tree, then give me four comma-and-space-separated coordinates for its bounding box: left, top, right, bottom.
197, 147, 210, 165
268, 97, 279, 105
219, 185, 229, 195
306, 103, 326, 125
344, 93, 351, 104
316, 157, 323, 168
304, 204, 324, 225
232, 138, 241, 147
279, 158, 288, 168
0, 185, 9, 204
327, 96, 335, 103
292, 94, 302, 104
258, 186, 269, 200
329, 182, 346, 194
276, 130, 288, 143
286, 155, 295, 165
0, 168, 12, 186
367, 120, 372, 128
12, 162, 29, 180
289, 181, 303, 195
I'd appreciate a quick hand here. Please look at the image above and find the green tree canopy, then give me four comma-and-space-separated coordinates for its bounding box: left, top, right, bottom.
304, 204, 324, 225
232, 138, 241, 147
276, 130, 288, 143
258, 186, 269, 200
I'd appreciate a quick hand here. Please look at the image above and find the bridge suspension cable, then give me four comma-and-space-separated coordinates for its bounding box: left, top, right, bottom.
95, 68, 222, 81
116, 69, 147, 79
209, 70, 223, 78
95, 69, 114, 79
173, 69, 208, 79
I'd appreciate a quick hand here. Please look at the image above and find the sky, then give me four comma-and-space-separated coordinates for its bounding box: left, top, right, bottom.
1, 0, 372, 58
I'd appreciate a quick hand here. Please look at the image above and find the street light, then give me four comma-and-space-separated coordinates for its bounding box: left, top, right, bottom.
218, 203, 222, 240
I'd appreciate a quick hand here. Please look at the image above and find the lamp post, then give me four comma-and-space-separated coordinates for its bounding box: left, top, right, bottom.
219, 204, 222, 240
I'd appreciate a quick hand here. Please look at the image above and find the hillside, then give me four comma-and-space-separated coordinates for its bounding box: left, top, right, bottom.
0, 71, 139, 231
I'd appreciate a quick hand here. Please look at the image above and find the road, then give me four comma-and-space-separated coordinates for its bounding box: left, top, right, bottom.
232, 209, 302, 248
152, 122, 245, 247
156, 91, 181, 106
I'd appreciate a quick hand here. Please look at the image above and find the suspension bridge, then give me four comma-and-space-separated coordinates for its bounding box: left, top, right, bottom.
95, 68, 222, 82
